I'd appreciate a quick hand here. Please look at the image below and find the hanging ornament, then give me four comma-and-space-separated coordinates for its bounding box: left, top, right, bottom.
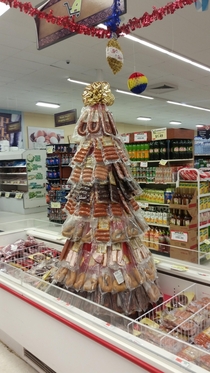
195, 0, 209, 11
106, 37, 124, 74
127, 72, 148, 94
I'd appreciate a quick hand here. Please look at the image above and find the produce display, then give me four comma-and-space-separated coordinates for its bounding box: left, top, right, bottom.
52, 82, 162, 315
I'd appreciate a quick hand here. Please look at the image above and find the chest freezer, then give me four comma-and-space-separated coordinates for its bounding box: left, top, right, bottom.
0, 224, 210, 373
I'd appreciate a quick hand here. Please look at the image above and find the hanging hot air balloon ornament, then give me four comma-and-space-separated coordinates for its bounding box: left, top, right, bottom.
105, 0, 124, 74
127, 72, 148, 94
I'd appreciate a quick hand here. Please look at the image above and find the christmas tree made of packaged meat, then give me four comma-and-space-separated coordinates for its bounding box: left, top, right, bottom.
53, 82, 161, 315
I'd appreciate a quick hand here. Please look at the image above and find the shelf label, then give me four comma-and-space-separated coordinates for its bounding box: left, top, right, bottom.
46, 146, 54, 154
171, 265, 188, 272
15, 192, 23, 199
5, 192, 10, 198
140, 161, 148, 168
134, 132, 147, 142
159, 159, 168, 166
152, 128, 167, 141
51, 202, 61, 209
121, 134, 130, 143
171, 230, 188, 242
138, 202, 149, 208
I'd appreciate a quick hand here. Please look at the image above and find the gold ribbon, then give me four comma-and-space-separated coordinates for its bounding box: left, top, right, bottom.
82, 81, 115, 106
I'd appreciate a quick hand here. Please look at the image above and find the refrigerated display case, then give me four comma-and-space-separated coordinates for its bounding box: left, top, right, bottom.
0, 220, 210, 373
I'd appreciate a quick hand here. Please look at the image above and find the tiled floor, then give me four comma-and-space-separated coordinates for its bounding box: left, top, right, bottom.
0, 209, 48, 372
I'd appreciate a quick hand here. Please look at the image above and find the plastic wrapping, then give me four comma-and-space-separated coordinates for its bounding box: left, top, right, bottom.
101, 136, 120, 164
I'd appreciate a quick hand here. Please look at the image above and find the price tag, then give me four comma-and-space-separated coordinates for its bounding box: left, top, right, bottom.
204, 239, 210, 245
134, 132, 147, 142
5, 192, 10, 198
152, 128, 167, 141
138, 202, 149, 208
206, 253, 210, 260
15, 192, 23, 199
171, 265, 188, 272
171, 230, 188, 242
47, 146, 54, 154
51, 202, 61, 209
174, 357, 189, 368
121, 134, 130, 143
113, 269, 124, 284
140, 161, 148, 168
159, 159, 168, 166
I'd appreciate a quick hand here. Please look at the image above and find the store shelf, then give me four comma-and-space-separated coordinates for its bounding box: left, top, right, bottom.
147, 223, 170, 228
199, 223, 210, 229
200, 192, 210, 197
46, 165, 59, 168
0, 182, 27, 186
200, 208, 210, 213
0, 172, 27, 175
132, 158, 194, 163
139, 181, 176, 184
138, 201, 169, 207
195, 154, 210, 156
0, 165, 26, 168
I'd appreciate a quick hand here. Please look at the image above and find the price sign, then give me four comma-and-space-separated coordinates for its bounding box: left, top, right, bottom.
46, 146, 54, 154
152, 128, 167, 141
15, 192, 23, 199
159, 159, 168, 166
134, 132, 147, 142
121, 134, 130, 143
171, 230, 188, 242
138, 202, 149, 208
51, 202, 61, 209
140, 161, 148, 168
5, 192, 10, 198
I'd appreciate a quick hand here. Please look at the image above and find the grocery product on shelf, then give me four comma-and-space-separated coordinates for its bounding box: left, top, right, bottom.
51, 82, 162, 316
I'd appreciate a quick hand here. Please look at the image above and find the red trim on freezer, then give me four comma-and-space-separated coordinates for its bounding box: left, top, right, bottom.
0, 283, 164, 373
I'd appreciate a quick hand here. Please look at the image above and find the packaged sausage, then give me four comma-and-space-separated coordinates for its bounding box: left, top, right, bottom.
109, 170, 120, 203
108, 243, 123, 268
78, 184, 93, 204
69, 165, 82, 184
101, 136, 120, 164
178, 346, 205, 363
72, 139, 92, 165
92, 243, 108, 266
143, 280, 161, 304
110, 217, 128, 242
81, 222, 93, 243
95, 183, 110, 203
94, 218, 111, 243
99, 268, 113, 293
65, 241, 83, 270
94, 164, 109, 183
81, 156, 95, 185
196, 354, 210, 371
126, 218, 142, 238
100, 109, 117, 137
62, 215, 76, 238
194, 327, 210, 349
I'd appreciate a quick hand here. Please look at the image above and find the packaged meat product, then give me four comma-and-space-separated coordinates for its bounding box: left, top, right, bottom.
194, 327, 210, 349
177, 346, 205, 362
196, 354, 210, 371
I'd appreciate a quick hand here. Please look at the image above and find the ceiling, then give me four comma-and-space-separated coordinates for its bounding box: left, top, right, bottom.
0, 0, 210, 131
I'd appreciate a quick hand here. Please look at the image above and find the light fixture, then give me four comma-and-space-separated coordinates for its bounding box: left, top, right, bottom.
97, 24, 210, 73
169, 121, 182, 125
36, 102, 60, 108
137, 117, 151, 121
67, 78, 89, 85
0, 3, 9, 16
196, 124, 205, 128
116, 89, 154, 100
167, 101, 210, 112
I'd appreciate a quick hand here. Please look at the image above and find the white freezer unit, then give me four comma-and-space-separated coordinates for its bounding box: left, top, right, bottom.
0, 226, 210, 373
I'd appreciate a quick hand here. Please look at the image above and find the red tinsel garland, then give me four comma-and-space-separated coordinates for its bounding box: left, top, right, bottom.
0, 0, 196, 39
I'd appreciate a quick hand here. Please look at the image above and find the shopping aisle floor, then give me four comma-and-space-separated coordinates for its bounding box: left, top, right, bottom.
0, 209, 48, 372
0, 339, 38, 373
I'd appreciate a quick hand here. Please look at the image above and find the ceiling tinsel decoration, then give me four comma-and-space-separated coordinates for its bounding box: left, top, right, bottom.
0, 0, 197, 39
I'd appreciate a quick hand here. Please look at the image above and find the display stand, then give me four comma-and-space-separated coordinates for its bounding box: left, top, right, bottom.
0, 149, 46, 214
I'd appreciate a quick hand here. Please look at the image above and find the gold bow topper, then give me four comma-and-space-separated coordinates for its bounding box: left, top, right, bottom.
82, 81, 115, 106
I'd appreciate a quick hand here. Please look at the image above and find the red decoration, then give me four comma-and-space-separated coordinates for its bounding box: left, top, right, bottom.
0, 0, 196, 39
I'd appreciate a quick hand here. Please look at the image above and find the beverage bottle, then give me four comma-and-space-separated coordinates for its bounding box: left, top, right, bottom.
187, 140, 193, 158
131, 144, 135, 161
133, 144, 137, 161
145, 142, 149, 161
179, 139, 184, 159
170, 209, 176, 225
153, 228, 160, 251
176, 209, 183, 226
137, 144, 141, 161
159, 229, 165, 252
128, 144, 132, 159
183, 210, 192, 226
149, 141, 154, 160
173, 191, 179, 204
140, 143, 144, 161
142, 143, 146, 160
173, 140, 179, 159
183, 140, 187, 158
177, 191, 182, 204
153, 141, 160, 160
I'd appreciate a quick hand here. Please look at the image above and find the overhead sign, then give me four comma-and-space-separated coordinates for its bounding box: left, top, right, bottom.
35, 0, 127, 50
54, 109, 77, 127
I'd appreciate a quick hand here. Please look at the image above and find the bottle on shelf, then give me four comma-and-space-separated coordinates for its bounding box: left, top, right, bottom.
183, 210, 192, 226
159, 140, 167, 159
149, 141, 154, 160
153, 141, 160, 160
170, 209, 177, 225
144, 142, 150, 161
186, 140, 193, 158
176, 209, 184, 226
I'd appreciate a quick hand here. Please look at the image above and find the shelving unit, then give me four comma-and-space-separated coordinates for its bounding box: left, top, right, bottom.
46, 143, 77, 223
0, 150, 46, 214
176, 168, 210, 264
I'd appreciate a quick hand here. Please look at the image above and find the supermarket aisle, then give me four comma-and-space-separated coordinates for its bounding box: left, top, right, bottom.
0, 211, 48, 225
0, 341, 38, 373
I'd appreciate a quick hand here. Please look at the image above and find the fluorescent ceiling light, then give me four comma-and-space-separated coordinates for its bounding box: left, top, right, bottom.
167, 101, 210, 112
123, 35, 210, 73
97, 24, 210, 73
36, 102, 60, 108
137, 116, 151, 121
116, 89, 154, 100
67, 78, 88, 85
170, 121, 182, 125
0, 3, 10, 16
196, 124, 205, 128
